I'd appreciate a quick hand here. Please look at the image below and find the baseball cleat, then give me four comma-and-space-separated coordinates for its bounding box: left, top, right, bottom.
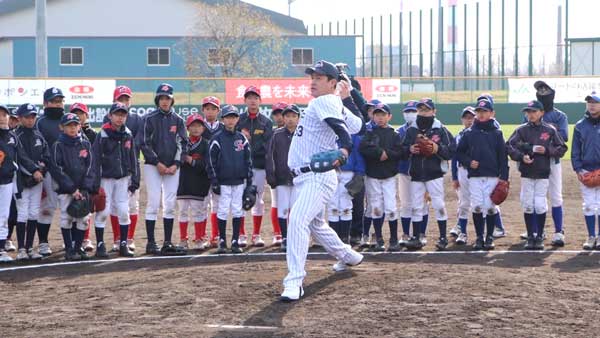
520, 232, 529, 240
484, 236, 495, 250
492, 227, 506, 238
405, 236, 423, 250
272, 235, 283, 246
387, 239, 401, 252
119, 242, 134, 257
95, 242, 109, 258
534, 236, 544, 250
449, 226, 461, 237
280, 238, 287, 252
399, 234, 410, 246
473, 237, 485, 251
82, 239, 94, 252
127, 239, 136, 251
77, 248, 91, 260
279, 286, 304, 302
16, 248, 29, 261
4, 240, 16, 252
251, 234, 265, 247
349, 234, 361, 246
583, 237, 596, 250
192, 239, 207, 251
38, 242, 52, 257
0, 250, 14, 262
178, 240, 189, 250
145, 241, 160, 255
419, 234, 427, 246
111, 241, 119, 252
359, 234, 371, 248
371, 238, 385, 252
231, 240, 243, 254
524, 237, 536, 250
595, 238, 600, 250
342, 248, 364, 267
211, 236, 220, 248
551, 232, 565, 247
64, 249, 80, 261
456, 233, 468, 245
238, 235, 248, 248
27, 248, 43, 260
332, 260, 350, 272
215, 239, 227, 254
435, 237, 448, 251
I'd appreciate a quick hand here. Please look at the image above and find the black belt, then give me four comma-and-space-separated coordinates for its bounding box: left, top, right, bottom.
291, 166, 312, 178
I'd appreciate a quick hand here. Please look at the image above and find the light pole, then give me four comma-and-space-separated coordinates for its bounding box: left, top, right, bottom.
288, 0, 296, 16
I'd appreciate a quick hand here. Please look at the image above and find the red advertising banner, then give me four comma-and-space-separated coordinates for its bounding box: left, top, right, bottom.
225, 78, 372, 105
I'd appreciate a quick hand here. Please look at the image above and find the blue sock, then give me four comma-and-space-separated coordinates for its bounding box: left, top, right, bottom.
389, 220, 398, 242
458, 218, 468, 234
524, 213, 535, 237
363, 217, 372, 235
278, 218, 287, 238
531, 213, 538, 235
232, 217, 241, 242
61, 228, 73, 251
400, 217, 411, 235
72, 228, 84, 251
146, 220, 156, 243
535, 213, 547, 238
340, 220, 352, 242
373, 217, 384, 239
218, 218, 227, 241
473, 213, 485, 238
551, 206, 563, 233
95, 227, 104, 244
437, 220, 447, 239
495, 212, 504, 230
421, 214, 429, 235
412, 221, 421, 238
585, 215, 596, 237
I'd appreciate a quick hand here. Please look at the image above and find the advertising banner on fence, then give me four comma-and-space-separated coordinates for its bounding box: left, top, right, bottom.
508, 77, 600, 103
0, 79, 116, 105
371, 79, 401, 103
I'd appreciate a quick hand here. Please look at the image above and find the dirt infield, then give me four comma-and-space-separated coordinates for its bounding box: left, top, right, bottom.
2, 165, 600, 337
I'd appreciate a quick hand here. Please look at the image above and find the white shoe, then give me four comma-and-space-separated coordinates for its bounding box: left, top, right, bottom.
399, 234, 410, 246
16, 248, 29, 261
0, 251, 13, 262
279, 286, 304, 302
332, 260, 349, 272
82, 239, 94, 252
272, 235, 283, 246
28, 248, 43, 260
583, 236, 596, 250
178, 240, 189, 250
456, 233, 468, 245
192, 239, 206, 250
127, 239, 136, 251
520, 232, 529, 240
333, 249, 364, 272
493, 227, 506, 238
252, 234, 265, 247
359, 234, 371, 248
5, 240, 16, 252
551, 232, 565, 247
38, 242, 52, 256
449, 226, 461, 237
419, 234, 427, 246
238, 235, 248, 248
111, 241, 119, 252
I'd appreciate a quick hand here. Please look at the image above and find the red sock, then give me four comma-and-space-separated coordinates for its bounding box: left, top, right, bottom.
210, 213, 219, 239
84, 226, 90, 240
179, 221, 188, 241
194, 221, 207, 241
110, 215, 120, 242
252, 215, 263, 235
271, 208, 281, 235
240, 216, 246, 235
128, 214, 138, 240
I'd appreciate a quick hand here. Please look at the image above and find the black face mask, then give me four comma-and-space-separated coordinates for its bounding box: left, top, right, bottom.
44, 107, 64, 119
416, 115, 434, 130
536, 88, 555, 113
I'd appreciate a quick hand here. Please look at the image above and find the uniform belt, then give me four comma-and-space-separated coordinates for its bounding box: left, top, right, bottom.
291, 166, 312, 178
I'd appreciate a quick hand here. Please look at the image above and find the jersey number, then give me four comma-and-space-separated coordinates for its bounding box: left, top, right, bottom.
295, 126, 303, 137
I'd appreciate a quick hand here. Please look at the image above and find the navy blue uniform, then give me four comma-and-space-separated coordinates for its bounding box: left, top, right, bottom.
359, 125, 403, 179
138, 108, 188, 167
35, 108, 64, 149
14, 126, 50, 189
202, 121, 224, 141
0, 129, 39, 186
572, 112, 600, 173
48, 134, 94, 194
177, 136, 210, 199
208, 129, 252, 186
455, 119, 509, 180
265, 127, 294, 188
237, 112, 272, 169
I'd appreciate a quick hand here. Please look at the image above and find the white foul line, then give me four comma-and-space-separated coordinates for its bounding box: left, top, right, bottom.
205, 324, 279, 331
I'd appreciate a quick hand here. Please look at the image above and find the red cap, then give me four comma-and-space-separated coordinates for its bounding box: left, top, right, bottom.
113, 85, 133, 101
202, 96, 221, 109
271, 101, 288, 113
186, 114, 206, 128
244, 86, 261, 98
70, 102, 89, 114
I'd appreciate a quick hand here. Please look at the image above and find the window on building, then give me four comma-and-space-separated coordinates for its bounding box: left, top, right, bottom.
208, 48, 231, 66
292, 48, 313, 66
147, 47, 170, 66
60, 47, 83, 65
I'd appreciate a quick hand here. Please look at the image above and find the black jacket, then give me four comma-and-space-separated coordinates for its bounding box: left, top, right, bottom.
401, 119, 456, 182
506, 121, 568, 179
138, 108, 188, 167
265, 127, 294, 187
104, 112, 143, 158
14, 126, 50, 188
208, 128, 252, 186
81, 124, 97, 144
237, 112, 273, 169
456, 119, 509, 181
202, 120, 224, 141
359, 124, 403, 179
35, 108, 64, 148
0, 128, 39, 186
49, 134, 94, 194
177, 136, 210, 199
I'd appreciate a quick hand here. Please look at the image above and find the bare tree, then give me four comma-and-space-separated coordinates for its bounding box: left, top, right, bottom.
178, 0, 288, 77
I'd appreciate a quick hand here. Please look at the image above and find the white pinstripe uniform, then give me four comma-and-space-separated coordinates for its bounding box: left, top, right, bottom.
283, 94, 362, 289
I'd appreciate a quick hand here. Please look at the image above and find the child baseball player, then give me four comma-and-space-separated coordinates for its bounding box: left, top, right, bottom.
266, 104, 300, 252
138, 83, 188, 255
455, 100, 509, 250
48, 113, 95, 261
359, 103, 402, 251
14, 103, 49, 260
507, 100, 567, 250
90, 102, 138, 258
6, 109, 20, 253
269, 101, 288, 246
208, 105, 253, 254
571, 92, 600, 250
450, 106, 476, 244
177, 114, 210, 250
401, 98, 456, 251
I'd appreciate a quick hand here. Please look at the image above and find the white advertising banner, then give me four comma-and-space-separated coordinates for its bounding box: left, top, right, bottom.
0, 79, 116, 105
371, 78, 401, 104
508, 77, 600, 103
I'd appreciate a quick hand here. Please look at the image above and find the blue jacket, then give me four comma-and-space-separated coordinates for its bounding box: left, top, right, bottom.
237, 112, 273, 169
14, 126, 50, 188
0, 128, 39, 186
340, 134, 366, 175
266, 127, 294, 187
359, 124, 402, 179
138, 108, 188, 167
396, 123, 411, 175
451, 127, 469, 181
202, 120, 224, 141
49, 134, 94, 194
91, 123, 140, 193
103, 111, 142, 157
455, 119, 509, 181
522, 108, 568, 142
35, 108, 64, 148
208, 128, 253, 186
571, 112, 600, 173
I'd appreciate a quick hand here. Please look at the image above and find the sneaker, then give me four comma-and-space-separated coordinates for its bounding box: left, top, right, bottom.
484, 236, 495, 250
349, 234, 361, 246
160, 241, 176, 255
359, 234, 371, 248
38, 242, 52, 257
16, 248, 29, 261
119, 242, 134, 257
82, 239, 94, 252
4, 240, 16, 252
192, 239, 207, 251
332, 260, 350, 272
238, 235, 248, 248
419, 234, 427, 246
456, 233, 468, 245
280, 286, 304, 302
215, 239, 227, 254
251, 234, 265, 247
127, 239, 136, 251
449, 226, 461, 237
492, 227, 506, 238
388, 239, 401, 252
27, 248, 42, 260
95, 242, 109, 258
435, 237, 448, 251
0, 250, 13, 262
405, 236, 423, 250
178, 240, 189, 250
200, 236, 211, 249
551, 232, 565, 247
583, 237, 596, 250
534, 236, 544, 250
473, 237, 484, 250
520, 232, 529, 240
145, 241, 160, 255
399, 234, 410, 246
111, 241, 119, 252
371, 238, 385, 252
272, 235, 283, 246
77, 247, 91, 260
231, 240, 243, 254
64, 249, 80, 261
280, 238, 287, 252
524, 236, 536, 250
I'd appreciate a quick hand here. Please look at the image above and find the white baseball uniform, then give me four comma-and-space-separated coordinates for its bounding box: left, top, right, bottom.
397, 173, 413, 219
16, 182, 43, 223
179, 199, 208, 222
469, 176, 499, 215
456, 166, 471, 219
520, 178, 549, 214
217, 184, 245, 220
548, 161, 563, 207
144, 164, 180, 221
0, 183, 13, 240
580, 182, 600, 216
94, 177, 130, 228
58, 194, 89, 230
410, 177, 447, 221
276, 185, 297, 219
251, 169, 266, 216
328, 171, 355, 222
365, 176, 397, 221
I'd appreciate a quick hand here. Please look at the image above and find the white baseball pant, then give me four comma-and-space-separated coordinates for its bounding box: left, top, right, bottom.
410, 177, 447, 222
276, 185, 297, 219
520, 178, 549, 214
580, 183, 600, 216
144, 164, 180, 221
38, 172, 59, 224
365, 176, 398, 221
397, 173, 413, 219
95, 177, 130, 228
456, 167, 471, 219
206, 190, 219, 216
111, 180, 139, 216
548, 161, 563, 207
58, 194, 89, 230
178, 199, 208, 222
217, 184, 245, 220
469, 177, 499, 215
284, 171, 354, 288
271, 187, 278, 208
251, 169, 267, 216
0, 183, 13, 240
16, 182, 43, 223
328, 171, 355, 222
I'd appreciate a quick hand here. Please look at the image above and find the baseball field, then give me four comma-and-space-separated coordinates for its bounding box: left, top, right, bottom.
0, 160, 598, 337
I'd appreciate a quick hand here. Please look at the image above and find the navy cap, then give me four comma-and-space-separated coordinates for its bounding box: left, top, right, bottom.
476, 93, 494, 106
16, 103, 38, 117
109, 102, 129, 115
282, 104, 301, 116
0, 104, 9, 115
462, 106, 475, 117
9, 107, 18, 118
372, 103, 391, 114
43, 87, 64, 102
305, 60, 339, 79
60, 112, 80, 125
416, 98, 435, 110
474, 99, 493, 112
220, 104, 240, 117
522, 100, 544, 112
403, 100, 419, 112
363, 99, 382, 110
585, 91, 600, 103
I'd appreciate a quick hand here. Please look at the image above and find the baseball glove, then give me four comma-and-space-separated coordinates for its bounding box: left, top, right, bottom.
0, 150, 4, 167
490, 180, 510, 205
344, 174, 364, 198
67, 191, 91, 218
415, 134, 438, 157
90, 187, 107, 213
579, 170, 600, 188
310, 150, 347, 173
242, 185, 258, 211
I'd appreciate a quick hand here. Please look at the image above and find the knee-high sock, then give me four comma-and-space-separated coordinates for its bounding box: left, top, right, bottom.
389, 220, 398, 242
163, 218, 174, 243
119, 224, 128, 244
95, 227, 104, 244
329, 221, 340, 237
61, 228, 73, 251
37, 223, 50, 243
218, 218, 227, 242
232, 217, 242, 242
495, 212, 504, 230
128, 214, 138, 240
585, 215, 596, 237
146, 220, 156, 243
83, 226, 90, 241
340, 220, 352, 242
110, 215, 120, 242
401, 217, 411, 235
373, 217, 384, 239
551, 206, 563, 233
271, 208, 281, 235
7, 222, 15, 240
194, 221, 207, 241
437, 220, 447, 239
363, 216, 372, 235
252, 216, 262, 236
279, 218, 288, 239
239, 216, 246, 236
16, 222, 26, 249
421, 214, 429, 235
210, 213, 219, 239
485, 214, 496, 238
524, 213, 535, 238
458, 218, 468, 235
412, 221, 421, 238
179, 221, 188, 241
25, 220, 37, 250
473, 213, 485, 238
535, 213, 547, 238
72, 227, 84, 251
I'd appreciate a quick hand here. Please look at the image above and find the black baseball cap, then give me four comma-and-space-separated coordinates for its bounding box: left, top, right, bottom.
220, 104, 240, 117
403, 100, 418, 112
16, 103, 38, 117
0, 104, 9, 115
109, 102, 129, 115
416, 98, 435, 110
474, 99, 493, 112
461, 106, 475, 117
305, 60, 339, 79
43, 87, 64, 102
372, 103, 391, 114
60, 113, 80, 126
